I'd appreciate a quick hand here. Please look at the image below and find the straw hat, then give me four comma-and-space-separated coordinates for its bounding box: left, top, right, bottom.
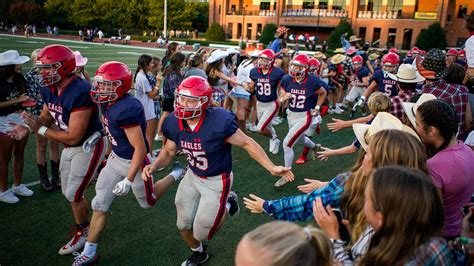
0, 50, 29, 66
334, 48, 345, 54
248, 49, 262, 58
368, 53, 379, 61
74, 51, 88, 67
349, 35, 362, 43
314, 51, 327, 60
353, 112, 420, 150
206, 50, 228, 64
401, 93, 437, 129
330, 54, 346, 65
387, 64, 425, 83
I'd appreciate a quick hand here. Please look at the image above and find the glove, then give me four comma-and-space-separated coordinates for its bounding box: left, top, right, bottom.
356, 96, 366, 108
82, 131, 103, 153
113, 179, 133, 196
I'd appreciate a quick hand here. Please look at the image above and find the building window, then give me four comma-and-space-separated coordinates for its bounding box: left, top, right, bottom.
332, 0, 345, 10
260, 2, 270, 10
367, 0, 382, 11
387, 28, 396, 48
372, 27, 381, 47
402, 28, 412, 50
231, 5, 236, 12
387, 0, 402, 12
247, 23, 252, 40
237, 23, 242, 39
228, 23, 233, 39
303, 1, 315, 9
359, 27, 367, 41
318, 0, 328, 10
458, 5, 468, 18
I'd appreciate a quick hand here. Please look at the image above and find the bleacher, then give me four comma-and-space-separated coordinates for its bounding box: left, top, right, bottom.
282, 9, 348, 17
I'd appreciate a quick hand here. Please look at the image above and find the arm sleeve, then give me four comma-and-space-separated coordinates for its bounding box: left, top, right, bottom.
162, 116, 176, 142
223, 111, 238, 138
72, 88, 95, 111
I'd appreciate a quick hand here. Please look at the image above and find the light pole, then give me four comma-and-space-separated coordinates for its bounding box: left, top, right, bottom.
239, 5, 247, 49
316, 4, 320, 37
164, 0, 167, 41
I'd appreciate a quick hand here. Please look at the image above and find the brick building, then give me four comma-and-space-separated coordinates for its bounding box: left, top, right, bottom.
209, 0, 472, 48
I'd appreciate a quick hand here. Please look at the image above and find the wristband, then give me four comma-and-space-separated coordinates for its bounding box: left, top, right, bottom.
37, 126, 48, 136
315, 105, 321, 111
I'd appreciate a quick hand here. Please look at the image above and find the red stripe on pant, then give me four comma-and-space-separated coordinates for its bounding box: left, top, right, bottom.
287, 111, 312, 148
74, 138, 104, 202
207, 172, 231, 240
259, 100, 279, 132
142, 155, 157, 206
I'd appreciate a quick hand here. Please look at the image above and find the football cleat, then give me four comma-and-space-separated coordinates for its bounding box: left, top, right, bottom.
227, 191, 240, 218
58, 227, 89, 255
181, 245, 209, 266
72, 252, 100, 266
295, 154, 308, 165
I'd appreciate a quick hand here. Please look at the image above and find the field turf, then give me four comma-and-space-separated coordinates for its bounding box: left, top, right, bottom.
0, 34, 357, 266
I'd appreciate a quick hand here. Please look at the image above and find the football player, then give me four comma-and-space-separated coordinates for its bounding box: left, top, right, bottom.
72, 61, 185, 265
19, 45, 107, 256
356, 52, 400, 108
142, 76, 294, 266
274, 54, 327, 187
248, 49, 285, 155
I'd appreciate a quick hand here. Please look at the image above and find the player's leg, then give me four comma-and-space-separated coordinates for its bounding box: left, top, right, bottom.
73, 154, 123, 265
59, 138, 107, 255
256, 101, 280, 154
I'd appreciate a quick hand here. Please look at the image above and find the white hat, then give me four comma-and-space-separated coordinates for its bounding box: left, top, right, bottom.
0, 50, 29, 66
352, 112, 420, 150
74, 51, 88, 67
387, 64, 425, 83
206, 50, 228, 64
226, 47, 240, 55
401, 93, 437, 129
248, 49, 262, 58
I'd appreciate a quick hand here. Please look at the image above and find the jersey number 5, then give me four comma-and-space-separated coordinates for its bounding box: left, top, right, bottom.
182, 149, 208, 170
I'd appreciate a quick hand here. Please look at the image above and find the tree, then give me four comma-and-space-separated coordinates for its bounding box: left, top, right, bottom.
415, 22, 447, 51
205, 23, 225, 41
149, 0, 199, 31
8, 2, 44, 25
44, 0, 73, 27
327, 19, 354, 50
190, 2, 209, 33
259, 23, 277, 46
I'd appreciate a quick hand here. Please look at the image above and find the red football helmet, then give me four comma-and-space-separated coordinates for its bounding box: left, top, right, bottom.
257, 49, 275, 69
411, 47, 420, 54
352, 55, 363, 65
447, 48, 458, 57
382, 52, 400, 66
406, 51, 413, 58
174, 76, 212, 120
308, 58, 321, 75
90, 61, 132, 103
36, 44, 76, 86
289, 53, 309, 78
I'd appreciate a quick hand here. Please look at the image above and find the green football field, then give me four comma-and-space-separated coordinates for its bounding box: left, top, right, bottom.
0, 34, 357, 265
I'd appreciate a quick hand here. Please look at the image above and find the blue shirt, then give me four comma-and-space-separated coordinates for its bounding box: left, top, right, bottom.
270, 39, 281, 53
40, 77, 102, 146
101, 95, 148, 160
162, 108, 238, 177
263, 172, 350, 221
353, 66, 370, 84
249, 67, 285, 103
280, 74, 326, 112
369, 70, 398, 97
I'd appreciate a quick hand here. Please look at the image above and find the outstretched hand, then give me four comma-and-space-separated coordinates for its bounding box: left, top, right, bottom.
327, 118, 346, 132
243, 194, 265, 214
317, 146, 334, 161
297, 178, 326, 194
270, 166, 294, 182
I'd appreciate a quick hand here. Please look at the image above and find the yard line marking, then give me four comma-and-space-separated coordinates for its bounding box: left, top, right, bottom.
17, 40, 45, 44
117, 51, 143, 56
68, 45, 89, 49
25, 180, 40, 187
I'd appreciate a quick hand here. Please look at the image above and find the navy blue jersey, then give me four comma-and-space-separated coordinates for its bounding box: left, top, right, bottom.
249, 67, 285, 103
280, 75, 326, 112
352, 66, 370, 84
403, 58, 414, 65
40, 77, 102, 146
101, 95, 148, 160
163, 108, 238, 177
369, 70, 398, 97
455, 59, 467, 68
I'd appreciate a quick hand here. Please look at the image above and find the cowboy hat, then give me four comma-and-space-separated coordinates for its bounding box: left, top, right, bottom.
417, 48, 449, 79
334, 48, 345, 54
206, 49, 228, 64
368, 53, 379, 61
247, 49, 262, 58
353, 112, 420, 150
74, 51, 88, 67
226, 47, 240, 55
314, 51, 327, 60
0, 50, 29, 66
330, 54, 346, 65
345, 46, 357, 55
349, 35, 362, 42
401, 93, 437, 129
387, 64, 425, 83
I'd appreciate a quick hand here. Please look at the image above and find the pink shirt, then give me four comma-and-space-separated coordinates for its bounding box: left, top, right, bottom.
428, 141, 474, 237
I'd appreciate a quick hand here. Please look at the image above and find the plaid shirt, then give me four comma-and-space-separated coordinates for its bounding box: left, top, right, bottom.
24, 69, 44, 116
390, 90, 415, 121
422, 80, 468, 139
404, 237, 453, 266
263, 172, 350, 221
147, 73, 162, 119
163, 71, 182, 98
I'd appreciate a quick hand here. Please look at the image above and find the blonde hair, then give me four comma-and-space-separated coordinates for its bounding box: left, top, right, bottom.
241, 221, 332, 266
30, 48, 41, 64
367, 92, 390, 115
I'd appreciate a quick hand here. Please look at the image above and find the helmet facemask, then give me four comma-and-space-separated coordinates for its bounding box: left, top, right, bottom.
289, 63, 306, 78
35, 61, 62, 86
174, 91, 208, 120
257, 57, 273, 69
91, 76, 121, 103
